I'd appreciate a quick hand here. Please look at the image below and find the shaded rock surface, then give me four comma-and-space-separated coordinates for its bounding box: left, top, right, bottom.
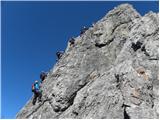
16, 4, 159, 119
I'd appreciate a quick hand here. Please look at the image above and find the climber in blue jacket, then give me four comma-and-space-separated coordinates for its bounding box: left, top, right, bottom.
32, 80, 42, 105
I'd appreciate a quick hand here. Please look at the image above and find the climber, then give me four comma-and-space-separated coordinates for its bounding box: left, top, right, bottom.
69, 37, 75, 46
80, 26, 89, 35
131, 41, 143, 52
32, 80, 42, 105
91, 22, 95, 27
56, 51, 64, 61
40, 71, 47, 82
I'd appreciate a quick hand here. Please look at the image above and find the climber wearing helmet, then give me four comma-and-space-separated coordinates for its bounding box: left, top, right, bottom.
56, 51, 64, 61
40, 71, 47, 82
32, 80, 42, 105
69, 37, 75, 47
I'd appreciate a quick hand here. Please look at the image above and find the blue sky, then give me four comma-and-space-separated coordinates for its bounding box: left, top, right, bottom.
1, 1, 159, 119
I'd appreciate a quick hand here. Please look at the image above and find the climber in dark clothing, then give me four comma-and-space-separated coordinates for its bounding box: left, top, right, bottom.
32, 80, 42, 105
131, 41, 143, 52
56, 51, 64, 61
40, 71, 47, 82
80, 26, 89, 35
69, 37, 75, 46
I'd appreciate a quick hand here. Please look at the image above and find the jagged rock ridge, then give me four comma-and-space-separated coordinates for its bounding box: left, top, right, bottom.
16, 4, 159, 119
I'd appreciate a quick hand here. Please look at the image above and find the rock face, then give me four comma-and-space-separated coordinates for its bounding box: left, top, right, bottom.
16, 4, 159, 119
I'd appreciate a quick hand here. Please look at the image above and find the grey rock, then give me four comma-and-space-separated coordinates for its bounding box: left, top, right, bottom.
16, 3, 159, 119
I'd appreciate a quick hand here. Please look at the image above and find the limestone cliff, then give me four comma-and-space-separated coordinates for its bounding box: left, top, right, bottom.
16, 4, 159, 119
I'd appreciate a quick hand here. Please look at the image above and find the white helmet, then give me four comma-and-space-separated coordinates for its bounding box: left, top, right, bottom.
35, 80, 38, 83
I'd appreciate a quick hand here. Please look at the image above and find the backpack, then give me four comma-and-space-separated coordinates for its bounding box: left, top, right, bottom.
31, 84, 35, 92
32, 83, 40, 92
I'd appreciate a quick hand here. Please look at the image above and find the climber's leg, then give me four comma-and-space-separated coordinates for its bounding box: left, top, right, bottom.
32, 93, 38, 105
38, 90, 42, 102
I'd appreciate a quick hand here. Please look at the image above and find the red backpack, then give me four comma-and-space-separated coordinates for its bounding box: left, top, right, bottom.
31, 84, 35, 92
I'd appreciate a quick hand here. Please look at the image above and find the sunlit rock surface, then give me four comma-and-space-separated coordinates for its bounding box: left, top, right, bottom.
16, 4, 159, 119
